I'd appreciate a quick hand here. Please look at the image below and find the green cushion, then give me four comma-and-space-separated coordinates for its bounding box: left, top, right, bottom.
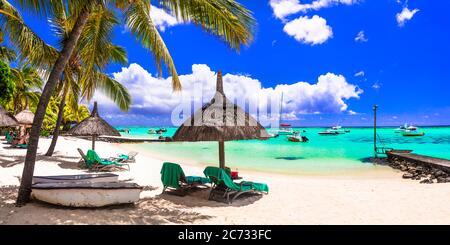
86, 150, 123, 168
160, 162, 185, 189
160, 162, 211, 189
203, 166, 268, 193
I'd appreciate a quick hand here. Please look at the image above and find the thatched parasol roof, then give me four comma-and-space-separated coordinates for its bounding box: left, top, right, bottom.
172, 71, 269, 142
0, 105, 19, 127
67, 102, 120, 137
15, 108, 34, 125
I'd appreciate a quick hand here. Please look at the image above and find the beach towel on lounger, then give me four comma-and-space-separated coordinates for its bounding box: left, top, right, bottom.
160, 162, 210, 189
203, 166, 269, 193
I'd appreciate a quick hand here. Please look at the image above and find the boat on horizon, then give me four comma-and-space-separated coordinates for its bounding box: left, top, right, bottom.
395, 124, 418, 133
330, 125, 348, 134
287, 132, 309, 142
318, 129, 339, 135
278, 123, 294, 135
118, 128, 130, 134
402, 129, 425, 137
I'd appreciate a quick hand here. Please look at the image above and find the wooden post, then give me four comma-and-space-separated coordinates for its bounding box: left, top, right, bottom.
92, 135, 96, 150
219, 140, 225, 169
373, 105, 378, 159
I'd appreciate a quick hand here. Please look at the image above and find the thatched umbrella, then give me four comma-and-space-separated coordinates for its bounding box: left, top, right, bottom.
15, 108, 34, 126
0, 105, 19, 127
67, 102, 120, 150
172, 71, 269, 169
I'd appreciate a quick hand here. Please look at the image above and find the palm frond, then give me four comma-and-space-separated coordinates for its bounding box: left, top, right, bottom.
123, 0, 181, 90
0, 0, 59, 68
92, 72, 131, 111
158, 0, 256, 51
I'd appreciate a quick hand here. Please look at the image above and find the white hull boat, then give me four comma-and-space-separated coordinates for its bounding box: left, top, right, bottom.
32, 174, 119, 184
32, 182, 142, 207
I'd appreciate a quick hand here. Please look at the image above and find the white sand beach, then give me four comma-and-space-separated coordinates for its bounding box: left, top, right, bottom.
1, 136, 450, 225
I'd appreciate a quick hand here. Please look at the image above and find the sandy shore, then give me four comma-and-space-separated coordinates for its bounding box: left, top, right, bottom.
1, 136, 450, 225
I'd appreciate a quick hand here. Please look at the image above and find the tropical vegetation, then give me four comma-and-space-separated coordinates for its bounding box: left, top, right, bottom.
0, 0, 255, 205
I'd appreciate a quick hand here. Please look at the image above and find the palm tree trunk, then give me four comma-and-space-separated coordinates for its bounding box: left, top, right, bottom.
45, 85, 68, 156
16, 9, 91, 206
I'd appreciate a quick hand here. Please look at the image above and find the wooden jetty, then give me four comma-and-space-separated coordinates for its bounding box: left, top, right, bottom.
68, 135, 166, 143
387, 150, 450, 173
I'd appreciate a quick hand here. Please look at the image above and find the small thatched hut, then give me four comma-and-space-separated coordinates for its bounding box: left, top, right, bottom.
172, 71, 269, 169
67, 102, 120, 150
15, 108, 34, 126
0, 105, 19, 127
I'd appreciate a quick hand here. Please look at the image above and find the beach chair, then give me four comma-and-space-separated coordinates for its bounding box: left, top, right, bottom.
13, 144, 28, 149
160, 162, 211, 196
4, 133, 14, 144
116, 151, 138, 163
203, 166, 269, 204
84, 150, 130, 172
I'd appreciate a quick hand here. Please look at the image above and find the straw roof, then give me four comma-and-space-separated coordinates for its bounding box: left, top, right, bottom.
15, 108, 34, 125
67, 102, 120, 136
0, 105, 19, 127
172, 71, 269, 142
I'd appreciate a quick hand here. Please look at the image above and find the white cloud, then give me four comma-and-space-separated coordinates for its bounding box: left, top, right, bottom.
150, 5, 180, 31
396, 7, 419, 27
354, 30, 368, 42
348, 110, 358, 115
372, 82, 381, 90
283, 15, 333, 45
94, 64, 362, 123
354, 71, 365, 77
269, 0, 360, 20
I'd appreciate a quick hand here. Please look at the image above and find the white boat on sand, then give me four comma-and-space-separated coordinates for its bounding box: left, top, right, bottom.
32, 173, 119, 184
32, 182, 142, 207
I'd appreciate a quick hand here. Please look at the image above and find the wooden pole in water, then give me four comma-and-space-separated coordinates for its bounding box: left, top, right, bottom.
373, 105, 378, 159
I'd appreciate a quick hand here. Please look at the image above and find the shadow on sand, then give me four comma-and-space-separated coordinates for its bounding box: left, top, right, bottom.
157, 187, 263, 208
0, 152, 82, 170
0, 186, 213, 225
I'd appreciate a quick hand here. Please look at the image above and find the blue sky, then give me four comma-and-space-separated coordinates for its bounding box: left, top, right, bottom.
10, 0, 450, 127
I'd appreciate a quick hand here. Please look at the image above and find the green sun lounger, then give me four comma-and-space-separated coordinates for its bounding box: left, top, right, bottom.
116, 151, 138, 163
15, 144, 28, 149
160, 162, 211, 195
5, 133, 13, 144
203, 166, 268, 204
85, 149, 130, 171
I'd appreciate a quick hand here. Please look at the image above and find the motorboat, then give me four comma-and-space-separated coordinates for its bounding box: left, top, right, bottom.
318, 129, 339, 135
118, 128, 130, 134
329, 125, 347, 134
32, 174, 119, 184
31, 182, 142, 207
402, 129, 425, 137
278, 123, 294, 135
287, 134, 309, 142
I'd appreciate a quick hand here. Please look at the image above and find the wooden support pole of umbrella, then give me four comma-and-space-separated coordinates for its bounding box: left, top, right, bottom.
67, 102, 120, 150
172, 71, 270, 169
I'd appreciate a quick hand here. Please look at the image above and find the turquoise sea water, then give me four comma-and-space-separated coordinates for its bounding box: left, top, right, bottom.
116, 127, 450, 174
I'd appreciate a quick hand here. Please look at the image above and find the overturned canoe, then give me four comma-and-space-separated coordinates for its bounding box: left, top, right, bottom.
31, 182, 142, 207
32, 173, 119, 184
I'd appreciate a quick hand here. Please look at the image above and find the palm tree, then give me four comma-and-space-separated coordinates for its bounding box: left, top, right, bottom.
62, 103, 90, 131
1, 0, 255, 205
10, 65, 43, 114
45, 5, 131, 156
